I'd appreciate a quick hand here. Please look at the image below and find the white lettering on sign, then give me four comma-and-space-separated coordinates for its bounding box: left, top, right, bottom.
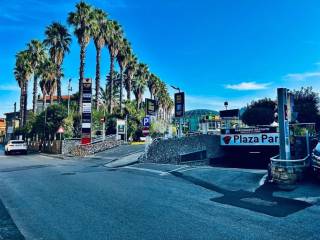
220, 133, 279, 146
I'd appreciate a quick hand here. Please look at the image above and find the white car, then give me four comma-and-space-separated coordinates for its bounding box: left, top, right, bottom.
5, 140, 28, 155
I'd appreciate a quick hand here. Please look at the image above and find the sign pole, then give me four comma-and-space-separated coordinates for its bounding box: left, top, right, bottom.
277, 88, 291, 160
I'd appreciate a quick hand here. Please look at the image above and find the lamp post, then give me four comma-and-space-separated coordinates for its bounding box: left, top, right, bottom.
224, 101, 228, 110
67, 78, 72, 116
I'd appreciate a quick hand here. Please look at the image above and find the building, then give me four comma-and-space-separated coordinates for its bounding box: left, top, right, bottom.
4, 110, 33, 141
36, 95, 77, 113
173, 109, 219, 133
0, 118, 6, 143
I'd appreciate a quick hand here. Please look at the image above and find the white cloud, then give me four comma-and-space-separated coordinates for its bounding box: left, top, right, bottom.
0, 85, 19, 91
225, 81, 271, 91
284, 71, 320, 81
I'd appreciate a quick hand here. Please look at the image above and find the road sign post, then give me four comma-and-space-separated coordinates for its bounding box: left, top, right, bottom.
277, 88, 291, 160
81, 78, 92, 144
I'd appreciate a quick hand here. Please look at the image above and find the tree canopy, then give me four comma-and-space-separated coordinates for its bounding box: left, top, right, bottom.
241, 98, 276, 126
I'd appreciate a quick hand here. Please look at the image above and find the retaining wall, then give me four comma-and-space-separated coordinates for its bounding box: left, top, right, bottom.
141, 134, 224, 164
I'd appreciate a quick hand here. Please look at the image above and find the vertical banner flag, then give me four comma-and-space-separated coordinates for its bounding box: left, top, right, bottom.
174, 92, 185, 118
145, 98, 157, 116
81, 78, 92, 144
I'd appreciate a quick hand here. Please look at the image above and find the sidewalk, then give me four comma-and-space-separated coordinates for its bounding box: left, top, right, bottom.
104, 152, 142, 168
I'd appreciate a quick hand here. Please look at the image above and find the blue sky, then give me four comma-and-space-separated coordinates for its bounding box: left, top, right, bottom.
1, 0, 320, 117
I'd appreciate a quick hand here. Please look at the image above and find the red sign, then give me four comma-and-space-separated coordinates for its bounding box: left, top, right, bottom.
142, 127, 149, 136
57, 127, 64, 134
81, 137, 91, 145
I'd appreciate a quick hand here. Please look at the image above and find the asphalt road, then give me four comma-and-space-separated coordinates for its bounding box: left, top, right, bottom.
0, 145, 319, 240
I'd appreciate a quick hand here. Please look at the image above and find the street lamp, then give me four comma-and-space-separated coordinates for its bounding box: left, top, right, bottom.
67, 78, 72, 115
170, 85, 180, 93
224, 101, 228, 110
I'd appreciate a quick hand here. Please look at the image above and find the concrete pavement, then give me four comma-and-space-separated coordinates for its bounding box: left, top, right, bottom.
0, 146, 319, 239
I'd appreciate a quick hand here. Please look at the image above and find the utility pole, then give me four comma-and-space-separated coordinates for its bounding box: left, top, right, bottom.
67, 78, 72, 115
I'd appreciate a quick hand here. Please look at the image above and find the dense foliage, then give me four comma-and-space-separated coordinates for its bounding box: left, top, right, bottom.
241, 98, 276, 126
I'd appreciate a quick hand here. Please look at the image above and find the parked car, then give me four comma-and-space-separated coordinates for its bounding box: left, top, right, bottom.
311, 142, 320, 175
5, 140, 27, 155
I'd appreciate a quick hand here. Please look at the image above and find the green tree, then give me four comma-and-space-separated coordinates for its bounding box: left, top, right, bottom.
33, 104, 67, 139
105, 20, 123, 114
124, 54, 137, 101
292, 87, 320, 129
43, 22, 72, 103
27, 40, 47, 113
117, 38, 131, 114
68, 1, 93, 112
91, 8, 108, 109
14, 50, 33, 127
132, 63, 148, 109
241, 98, 276, 126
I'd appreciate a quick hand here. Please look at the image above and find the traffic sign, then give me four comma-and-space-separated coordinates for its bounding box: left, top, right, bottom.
142, 127, 149, 136
143, 117, 150, 127
57, 127, 64, 134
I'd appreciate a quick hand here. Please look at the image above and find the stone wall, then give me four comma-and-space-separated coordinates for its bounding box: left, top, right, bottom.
141, 134, 224, 164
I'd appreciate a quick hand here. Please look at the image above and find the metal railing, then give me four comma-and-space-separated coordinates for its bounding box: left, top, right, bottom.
270, 154, 310, 169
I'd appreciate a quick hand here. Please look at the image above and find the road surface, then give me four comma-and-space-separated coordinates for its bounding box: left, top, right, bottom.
0, 144, 319, 240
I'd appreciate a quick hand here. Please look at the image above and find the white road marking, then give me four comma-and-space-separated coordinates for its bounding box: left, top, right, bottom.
123, 166, 166, 175
259, 174, 268, 186
294, 196, 320, 204
159, 166, 190, 176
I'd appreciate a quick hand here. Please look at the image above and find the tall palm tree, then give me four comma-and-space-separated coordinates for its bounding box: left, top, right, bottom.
117, 38, 131, 114
132, 63, 148, 110
91, 8, 107, 110
105, 20, 123, 114
68, 1, 93, 112
27, 40, 46, 114
14, 50, 32, 127
155, 81, 168, 120
39, 59, 57, 108
147, 73, 161, 100
124, 54, 137, 101
43, 22, 72, 104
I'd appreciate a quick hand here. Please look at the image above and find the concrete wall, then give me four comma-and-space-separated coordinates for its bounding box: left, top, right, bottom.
141, 134, 223, 164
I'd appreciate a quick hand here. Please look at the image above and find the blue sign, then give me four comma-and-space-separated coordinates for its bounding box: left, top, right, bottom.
143, 117, 150, 127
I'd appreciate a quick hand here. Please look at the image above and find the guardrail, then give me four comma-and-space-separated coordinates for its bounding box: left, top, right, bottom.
270, 154, 310, 169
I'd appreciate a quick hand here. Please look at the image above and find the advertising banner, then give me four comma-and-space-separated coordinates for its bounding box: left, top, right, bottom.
81, 78, 92, 144
145, 98, 157, 116
221, 133, 279, 146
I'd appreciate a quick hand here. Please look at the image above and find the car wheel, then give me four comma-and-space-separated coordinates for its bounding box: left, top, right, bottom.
24, 150, 28, 155
4, 151, 7, 155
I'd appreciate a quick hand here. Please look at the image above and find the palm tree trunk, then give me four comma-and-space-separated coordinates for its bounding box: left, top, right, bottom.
119, 66, 123, 114
79, 44, 86, 114
126, 77, 131, 101
95, 46, 101, 110
57, 64, 62, 103
20, 87, 24, 128
108, 55, 114, 114
32, 75, 38, 114
50, 92, 54, 105
23, 81, 28, 127
42, 91, 46, 110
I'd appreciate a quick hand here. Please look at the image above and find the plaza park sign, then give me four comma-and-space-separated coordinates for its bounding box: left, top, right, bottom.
220, 127, 279, 146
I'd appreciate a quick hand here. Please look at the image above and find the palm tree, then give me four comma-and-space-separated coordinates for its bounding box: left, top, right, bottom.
14, 50, 32, 127
39, 59, 57, 108
124, 54, 137, 101
132, 63, 148, 109
27, 40, 46, 114
117, 38, 131, 113
155, 81, 168, 120
43, 22, 72, 104
105, 20, 123, 114
91, 8, 107, 110
147, 73, 161, 100
68, 1, 93, 112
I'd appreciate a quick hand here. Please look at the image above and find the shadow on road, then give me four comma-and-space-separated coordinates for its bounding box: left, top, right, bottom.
171, 171, 312, 217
